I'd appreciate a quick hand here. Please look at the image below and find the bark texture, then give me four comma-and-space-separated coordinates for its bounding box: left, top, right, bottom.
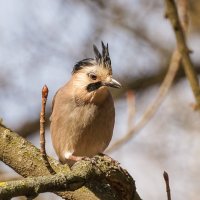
0, 125, 141, 200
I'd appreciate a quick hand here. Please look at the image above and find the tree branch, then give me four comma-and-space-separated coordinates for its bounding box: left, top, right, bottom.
107, 49, 181, 153
106, 0, 191, 153
165, 0, 200, 109
163, 171, 171, 200
0, 161, 96, 199
0, 125, 141, 200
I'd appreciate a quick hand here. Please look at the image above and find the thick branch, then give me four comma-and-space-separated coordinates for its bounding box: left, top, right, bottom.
0, 161, 95, 199
165, 0, 200, 109
0, 125, 141, 200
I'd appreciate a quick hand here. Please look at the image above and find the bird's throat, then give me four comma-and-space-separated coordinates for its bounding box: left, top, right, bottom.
89, 86, 109, 104
75, 85, 109, 106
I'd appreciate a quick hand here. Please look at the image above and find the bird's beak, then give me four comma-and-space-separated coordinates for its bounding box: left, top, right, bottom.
103, 78, 122, 89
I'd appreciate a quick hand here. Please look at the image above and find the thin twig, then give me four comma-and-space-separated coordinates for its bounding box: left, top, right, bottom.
163, 171, 172, 200
177, 0, 189, 32
106, 0, 189, 154
106, 50, 181, 153
40, 85, 55, 175
165, 0, 200, 110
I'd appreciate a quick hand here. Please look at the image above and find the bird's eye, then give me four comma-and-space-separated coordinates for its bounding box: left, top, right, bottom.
88, 73, 97, 80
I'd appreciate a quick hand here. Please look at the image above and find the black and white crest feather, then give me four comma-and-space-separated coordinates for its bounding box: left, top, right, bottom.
72, 42, 112, 74
93, 41, 112, 73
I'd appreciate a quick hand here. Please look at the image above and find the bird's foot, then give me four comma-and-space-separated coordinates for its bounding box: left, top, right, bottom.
68, 155, 83, 162
63, 155, 84, 167
67, 155, 96, 166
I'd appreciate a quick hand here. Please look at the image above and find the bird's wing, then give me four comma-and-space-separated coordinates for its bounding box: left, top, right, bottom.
50, 82, 72, 121
50, 88, 61, 121
51, 89, 60, 112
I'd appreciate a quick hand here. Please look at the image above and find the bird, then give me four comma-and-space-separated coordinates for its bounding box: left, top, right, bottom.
50, 42, 121, 165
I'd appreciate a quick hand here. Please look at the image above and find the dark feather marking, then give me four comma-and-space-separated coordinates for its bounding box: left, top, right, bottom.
93, 45, 102, 63
72, 58, 95, 74
72, 42, 112, 74
86, 81, 102, 92
101, 41, 111, 70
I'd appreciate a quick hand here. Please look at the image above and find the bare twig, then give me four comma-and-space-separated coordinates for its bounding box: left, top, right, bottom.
106, 50, 181, 153
177, 0, 189, 32
163, 171, 172, 200
40, 85, 55, 175
165, 0, 200, 110
106, 0, 190, 154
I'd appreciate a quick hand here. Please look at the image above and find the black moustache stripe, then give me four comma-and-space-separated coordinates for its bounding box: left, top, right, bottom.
86, 81, 102, 92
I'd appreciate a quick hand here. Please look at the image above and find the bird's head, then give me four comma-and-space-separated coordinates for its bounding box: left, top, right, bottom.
71, 42, 121, 103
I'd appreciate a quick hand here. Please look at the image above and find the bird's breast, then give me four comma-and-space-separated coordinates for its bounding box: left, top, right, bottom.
51, 89, 115, 160
69, 103, 99, 129
70, 93, 115, 156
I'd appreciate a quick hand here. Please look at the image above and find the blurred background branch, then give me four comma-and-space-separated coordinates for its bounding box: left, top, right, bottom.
107, 0, 190, 153
165, 0, 200, 109
106, 49, 181, 153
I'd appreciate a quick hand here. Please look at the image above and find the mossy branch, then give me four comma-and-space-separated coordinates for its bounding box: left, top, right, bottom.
0, 161, 97, 199
0, 125, 141, 200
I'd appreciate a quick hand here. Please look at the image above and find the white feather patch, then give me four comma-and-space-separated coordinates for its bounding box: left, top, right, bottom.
64, 151, 73, 159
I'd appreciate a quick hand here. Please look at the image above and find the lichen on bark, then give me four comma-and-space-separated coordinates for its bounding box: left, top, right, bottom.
0, 125, 141, 200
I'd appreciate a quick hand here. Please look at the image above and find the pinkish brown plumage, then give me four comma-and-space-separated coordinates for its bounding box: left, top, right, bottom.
50, 42, 121, 164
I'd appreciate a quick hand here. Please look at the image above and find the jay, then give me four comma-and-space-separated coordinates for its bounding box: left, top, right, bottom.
50, 42, 121, 165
